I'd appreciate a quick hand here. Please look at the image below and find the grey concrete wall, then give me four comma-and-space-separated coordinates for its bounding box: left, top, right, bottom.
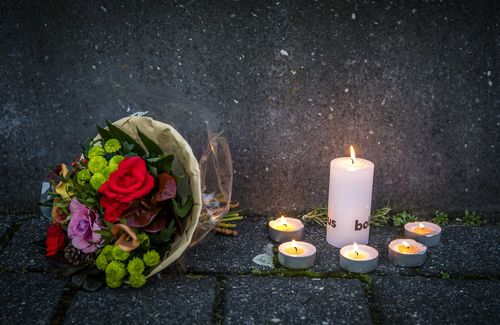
1, 0, 499, 216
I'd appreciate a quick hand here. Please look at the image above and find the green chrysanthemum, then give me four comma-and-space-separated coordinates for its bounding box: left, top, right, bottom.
137, 232, 150, 248
143, 250, 160, 267
104, 139, 122, 153
105, 261, 126, 288
101, 245, 114, 261
95, 252, 108, 271
103, 164, 118, 179
77, 169, 92, 183
88, 156, 108, 174
127, 257, 145, 275
90, 173, 106, 190
106, 279, 122, 289
88, 146, 105, 159
129, 274, 146, 288
109, 155, 125, 166
112, 246, 130, 261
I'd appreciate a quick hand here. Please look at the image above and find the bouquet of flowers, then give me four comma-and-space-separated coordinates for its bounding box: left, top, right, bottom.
41, 116, 202, 290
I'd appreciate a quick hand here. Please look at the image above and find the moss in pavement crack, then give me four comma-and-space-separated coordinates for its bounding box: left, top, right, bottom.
50, 285, 79, 325
211, 276, 227, 325
0, 221, 24, 254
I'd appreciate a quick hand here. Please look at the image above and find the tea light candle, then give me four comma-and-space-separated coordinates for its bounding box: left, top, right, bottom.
327, 146, 374, 248
278, 240, 317, 269
404, 221, 442, 247
268, 216, 304, 243
388, 239, 427, 267
339, 242, 379, 273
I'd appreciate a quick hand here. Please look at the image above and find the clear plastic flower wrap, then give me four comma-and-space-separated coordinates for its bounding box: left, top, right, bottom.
190, 130, 233, 246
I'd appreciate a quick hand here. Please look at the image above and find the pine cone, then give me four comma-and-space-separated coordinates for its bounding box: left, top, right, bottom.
64, 244, 96, 266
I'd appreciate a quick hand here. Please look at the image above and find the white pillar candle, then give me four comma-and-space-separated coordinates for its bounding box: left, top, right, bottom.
327, 146, 374, 248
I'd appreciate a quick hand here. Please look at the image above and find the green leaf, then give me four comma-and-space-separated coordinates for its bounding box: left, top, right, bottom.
137, 128, 163, 157
94, 229, 112, 239
32, 239, 46, 249
46, 258, 88, 277
105, 120, 146, 156
146, 155, 167, 163
122, 142, 135, 153
103, 220, 115, 230
96, 124, 113, 140
157, 155, 175, 174
52, 200, 69, 208
149, 166, 158, 177
71, 273, 88, 288
82, 274, 104, 292
172, 157, 190, 204
151, 220, 175, 243
172, 197, 193, 218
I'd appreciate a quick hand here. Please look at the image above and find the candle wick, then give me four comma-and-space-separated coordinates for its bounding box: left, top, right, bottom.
294, 246, 298, 252
355, 251, 359, 256
351, 157, 354, 165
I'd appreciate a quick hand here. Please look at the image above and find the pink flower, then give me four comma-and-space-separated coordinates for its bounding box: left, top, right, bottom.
67, 197, 102, 253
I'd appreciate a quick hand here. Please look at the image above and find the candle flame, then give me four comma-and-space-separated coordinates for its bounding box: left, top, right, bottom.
353, 242, 359, 256
350, 145, 356, 164
280, 216, 287, 227
419, 222, 425, 229
402, 240, 410, 248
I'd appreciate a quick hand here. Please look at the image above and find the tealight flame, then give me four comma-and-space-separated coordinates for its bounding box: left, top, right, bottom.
419, 222, 425, 229
280, 216, 287, 227
402, 240, 410, 249
350, 145, 356, 164
291, 239, 298, 252
353, 242, 359, 256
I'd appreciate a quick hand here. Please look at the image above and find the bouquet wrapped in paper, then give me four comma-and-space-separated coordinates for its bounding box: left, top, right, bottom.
40, 116, 224, 290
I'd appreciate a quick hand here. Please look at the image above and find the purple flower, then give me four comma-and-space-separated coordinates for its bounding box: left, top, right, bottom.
67, 197, 102, 253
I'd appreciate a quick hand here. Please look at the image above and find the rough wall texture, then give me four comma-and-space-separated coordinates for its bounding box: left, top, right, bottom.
1, 0, 499, 216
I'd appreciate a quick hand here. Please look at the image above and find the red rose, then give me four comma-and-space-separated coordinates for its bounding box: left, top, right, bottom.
99, 156, 155, 222
46, 224, 66, 257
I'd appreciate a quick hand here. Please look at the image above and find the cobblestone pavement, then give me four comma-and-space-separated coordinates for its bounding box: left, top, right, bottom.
0, 216, 499, 324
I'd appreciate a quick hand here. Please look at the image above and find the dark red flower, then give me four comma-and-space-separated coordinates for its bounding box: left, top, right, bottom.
99, 156, 155, 222
45, 224, 66, 257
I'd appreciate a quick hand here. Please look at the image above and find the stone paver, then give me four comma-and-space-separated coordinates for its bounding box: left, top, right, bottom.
0, 216, 498, 324
225, 276, 372, 324
64, 275, 216, 324
305, 224, 410, 275
0, 217, 49, 270
421, 225, 500, 276
0, 220, 14, 240
0, 272, 66, 324
186, 218, 270, 273
0, 213, 36, 241
187, 219, 413, 275
372, 276, 500, 324
187, 219, 500, 278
